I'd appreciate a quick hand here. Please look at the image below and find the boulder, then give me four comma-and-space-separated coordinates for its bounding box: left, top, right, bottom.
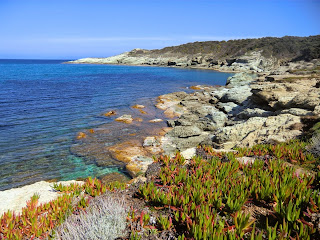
314, 106, 320, 116
206, 111, 228, 128
280, 108, 313, 116
221, 85, 252, 104
213, 114, 302, 149
172, 134, 209, 150
216, 102, 239, 114
211, 88, 229, 100
191, 105, 219, 117
181, 147, 197, 159
238, 108, 274, 119
156, 92, 187, 110
168, 126, 202, 138
251, 77, 320, 111
289, 95, 320, 110
126, 156, 154, 178
226, 72, 257, 86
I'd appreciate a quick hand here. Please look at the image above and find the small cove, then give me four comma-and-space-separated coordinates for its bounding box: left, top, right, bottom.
0, 60, 233, 190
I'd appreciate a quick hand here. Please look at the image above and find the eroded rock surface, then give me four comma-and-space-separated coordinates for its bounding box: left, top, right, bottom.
157, 72, 320, 155
71, 65, 320, 180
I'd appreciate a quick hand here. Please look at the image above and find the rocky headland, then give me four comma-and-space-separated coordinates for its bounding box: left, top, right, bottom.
68, 35, 320, 73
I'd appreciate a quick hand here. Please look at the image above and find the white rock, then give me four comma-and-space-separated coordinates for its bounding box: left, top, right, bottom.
149, 119, 163, 123
181, 147, 197, 159
115, 114, 133, 124
314, 106, 320, 116
237, 157, 255, 165
280, 108, 313, 116
0, 180, 84, 215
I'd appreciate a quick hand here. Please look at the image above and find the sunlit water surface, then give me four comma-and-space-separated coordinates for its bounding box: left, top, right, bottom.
0, 60, 233, 190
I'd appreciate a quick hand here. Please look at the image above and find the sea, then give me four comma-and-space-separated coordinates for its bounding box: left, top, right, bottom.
0, 59, 233, 191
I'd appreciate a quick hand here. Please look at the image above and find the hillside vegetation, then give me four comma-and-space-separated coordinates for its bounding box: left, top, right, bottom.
130, 35, 320, 62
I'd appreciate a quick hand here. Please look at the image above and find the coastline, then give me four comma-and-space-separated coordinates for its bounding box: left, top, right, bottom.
64, 60, 241, 74
1, 58, 319, 217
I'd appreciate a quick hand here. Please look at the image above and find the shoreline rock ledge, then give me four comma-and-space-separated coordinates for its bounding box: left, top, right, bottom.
0, 180, 84, 215
156, 70, 320, 157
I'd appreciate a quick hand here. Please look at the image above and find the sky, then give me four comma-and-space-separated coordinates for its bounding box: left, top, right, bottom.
0, 0, 319, 59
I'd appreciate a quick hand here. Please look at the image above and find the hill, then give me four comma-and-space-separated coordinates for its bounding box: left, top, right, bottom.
69, 35, 320, 72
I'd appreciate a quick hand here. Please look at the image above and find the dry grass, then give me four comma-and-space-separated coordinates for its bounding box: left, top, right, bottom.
53, 194, 127, 240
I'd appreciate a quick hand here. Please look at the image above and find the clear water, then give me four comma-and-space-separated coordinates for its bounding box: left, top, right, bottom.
0, 60, 233, 190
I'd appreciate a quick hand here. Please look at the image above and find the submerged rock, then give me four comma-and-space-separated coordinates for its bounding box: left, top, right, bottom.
76, 132, 86, 139
149, 118, 163, 123
104, 110, 117, 117
100, 172, 130, 185
132, 104, 145, 109
108, 140, 147, 163
115, 115, 133, 124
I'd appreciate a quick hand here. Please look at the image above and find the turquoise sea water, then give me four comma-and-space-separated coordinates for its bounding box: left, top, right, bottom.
0, 60, 233, 190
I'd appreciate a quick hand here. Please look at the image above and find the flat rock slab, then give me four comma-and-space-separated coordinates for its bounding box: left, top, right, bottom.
0, 180, 84, 215
168, 126, 202, 138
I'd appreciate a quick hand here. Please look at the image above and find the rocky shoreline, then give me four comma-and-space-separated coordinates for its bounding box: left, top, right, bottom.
123, 65, 319, 176
1, 58, 319, 216
69, 58, 320, 180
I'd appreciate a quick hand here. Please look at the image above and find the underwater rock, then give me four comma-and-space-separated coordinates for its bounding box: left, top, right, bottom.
115, 115, 133, 124
76, 132, 86, 139
104, 110, 117, 117
132, 104, 145, 109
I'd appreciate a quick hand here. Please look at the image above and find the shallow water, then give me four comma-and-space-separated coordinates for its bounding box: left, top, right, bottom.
0, 60, 233, 190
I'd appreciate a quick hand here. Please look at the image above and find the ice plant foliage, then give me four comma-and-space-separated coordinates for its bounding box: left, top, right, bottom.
137, 146, 320, 239
0, 177, 127, 239
233, 140, 318, 166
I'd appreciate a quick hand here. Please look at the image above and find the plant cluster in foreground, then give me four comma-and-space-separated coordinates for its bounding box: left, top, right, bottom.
53, 194, 127, 240
0, 177, 126, 239
1, 139, 319, 240
134, 143, 320, 239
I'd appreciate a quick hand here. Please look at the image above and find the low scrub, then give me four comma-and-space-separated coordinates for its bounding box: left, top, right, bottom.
308, 133, 320, 158
53, 194, 127, 240
135, 145, 320, 239
0, 177, 127, 239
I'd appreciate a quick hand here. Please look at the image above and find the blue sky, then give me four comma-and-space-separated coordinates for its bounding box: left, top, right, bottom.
0, 0, 319, 59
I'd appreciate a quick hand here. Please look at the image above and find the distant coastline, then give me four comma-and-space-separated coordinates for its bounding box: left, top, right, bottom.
67, 35, 320, 74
